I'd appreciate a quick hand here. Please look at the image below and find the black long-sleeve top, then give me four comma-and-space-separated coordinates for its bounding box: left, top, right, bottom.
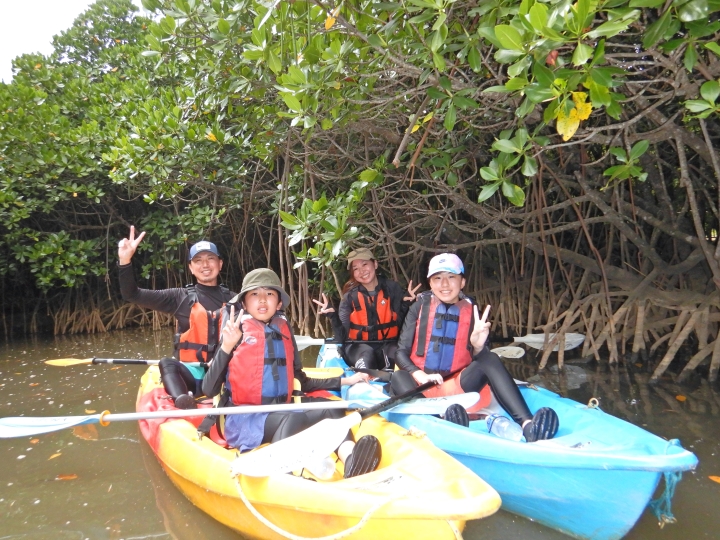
203, 311, 341, 398
118, 263, 234, 333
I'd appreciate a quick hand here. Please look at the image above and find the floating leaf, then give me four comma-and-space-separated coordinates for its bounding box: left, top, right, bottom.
72, 424, 99, 441
29, 383, 39, 386
55, 474, 78, 481
30, 439, 40, 444
85, 409, 96, 414
709, 476, 720, 483
675, 394, 687, 402
48, 453, 62, 460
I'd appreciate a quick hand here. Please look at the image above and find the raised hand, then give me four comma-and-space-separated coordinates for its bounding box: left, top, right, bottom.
117, 225, 146, 265
403, 280, 422, 302
220, 305, 245, 354
470, 304, 492, 354
312, 293, 335, 314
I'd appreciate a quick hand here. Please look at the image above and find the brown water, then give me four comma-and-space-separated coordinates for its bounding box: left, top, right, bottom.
1, 327, 718, 539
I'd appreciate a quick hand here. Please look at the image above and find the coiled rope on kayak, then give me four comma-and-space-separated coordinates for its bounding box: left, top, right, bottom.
234, 476, 406, 540
648, 439, 685, 529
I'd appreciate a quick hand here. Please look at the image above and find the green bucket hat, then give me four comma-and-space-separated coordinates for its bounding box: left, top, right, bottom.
239, 268, 290, 308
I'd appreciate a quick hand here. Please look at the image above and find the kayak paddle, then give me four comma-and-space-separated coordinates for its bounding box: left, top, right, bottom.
47, 334, 331, 365
0, 391, 475, 439
44, 358, 203, 367
231, 380, 440, 477
490, 346, 525, 359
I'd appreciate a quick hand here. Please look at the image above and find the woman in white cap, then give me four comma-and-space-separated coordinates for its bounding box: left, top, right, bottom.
203, 268, 380, 478
392, 253, 559, 442
314, 247, 420, 372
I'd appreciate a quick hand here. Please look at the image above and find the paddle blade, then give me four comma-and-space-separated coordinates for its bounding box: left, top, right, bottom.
45, 358, 94, 366
231, 412, 361, 477
491, 346, 525, 359
294, 335, 326, 351
0, 415, 101, 438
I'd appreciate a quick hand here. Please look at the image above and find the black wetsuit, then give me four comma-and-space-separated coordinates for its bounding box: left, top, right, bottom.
393, 295, 533, 425
203, 319, 349, 446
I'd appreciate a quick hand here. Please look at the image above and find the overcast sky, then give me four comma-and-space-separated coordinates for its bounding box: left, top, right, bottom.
0, 0, 143, 83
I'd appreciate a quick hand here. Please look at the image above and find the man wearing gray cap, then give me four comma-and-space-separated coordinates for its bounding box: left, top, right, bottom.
118, 226, 236, 408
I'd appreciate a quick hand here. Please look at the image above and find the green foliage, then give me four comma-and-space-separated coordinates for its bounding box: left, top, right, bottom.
685, 80, 720, 118
603, 141, 651, 187
2, 0, 718, 303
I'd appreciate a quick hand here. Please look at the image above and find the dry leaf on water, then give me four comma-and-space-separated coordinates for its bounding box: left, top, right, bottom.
85, 409, 96, 414
55, 474, 78, 481
676, 395, 687, 402
48, 453, 62, 460
29, 439, 40, 444
72, 424, 98, 441
708, 476, 720, 484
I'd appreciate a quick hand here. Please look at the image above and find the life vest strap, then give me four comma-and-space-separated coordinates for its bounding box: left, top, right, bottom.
414, 294, 433, 357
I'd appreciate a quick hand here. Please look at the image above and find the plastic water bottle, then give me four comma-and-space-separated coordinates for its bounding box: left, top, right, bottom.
306, 456, 336, 480
486, 414, 524, 442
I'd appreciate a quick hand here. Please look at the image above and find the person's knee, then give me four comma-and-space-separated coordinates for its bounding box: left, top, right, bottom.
459, 362, 488, 392
390, 370, 417, 395
158, 356, 179, 374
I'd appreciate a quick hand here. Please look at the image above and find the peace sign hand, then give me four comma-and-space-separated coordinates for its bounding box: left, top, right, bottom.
312, 293, 335, 315
118, 225, 146, 265
470, 304, 491, 354
403, 280, 422, 302
221, 304, 245, 354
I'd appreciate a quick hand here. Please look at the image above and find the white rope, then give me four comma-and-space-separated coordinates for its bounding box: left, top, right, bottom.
234, 476, 404, 540
447, 519, 465, 540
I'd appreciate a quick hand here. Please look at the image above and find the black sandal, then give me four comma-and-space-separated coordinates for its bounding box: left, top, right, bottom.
443, 403, 470, 427
523, 407, 559, 442
344, 435, 382, 478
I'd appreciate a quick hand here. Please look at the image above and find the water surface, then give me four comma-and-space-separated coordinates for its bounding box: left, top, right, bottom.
1, 328, 717, 539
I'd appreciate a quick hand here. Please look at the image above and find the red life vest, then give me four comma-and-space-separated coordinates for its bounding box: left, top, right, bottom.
347, 287, 399, 341
225, 316, 295, 406
409, 293, 473, 373
173, 286, 228, 363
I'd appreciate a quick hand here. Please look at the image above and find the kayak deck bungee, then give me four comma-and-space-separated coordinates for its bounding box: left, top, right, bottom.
317, 344, 698, 540
136, 366, 501, 540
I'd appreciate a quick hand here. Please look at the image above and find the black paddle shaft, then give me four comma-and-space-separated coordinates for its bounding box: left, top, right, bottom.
359, 380, 437, 419
357, 366, 464, 419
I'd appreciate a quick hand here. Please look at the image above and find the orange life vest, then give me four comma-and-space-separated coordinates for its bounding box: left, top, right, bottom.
409, 292, 473, 374
347, 287, 399, 341
173, 285, 228, 363
225, 316, 295, 406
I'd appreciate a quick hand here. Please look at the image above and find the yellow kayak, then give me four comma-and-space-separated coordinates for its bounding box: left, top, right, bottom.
136, 366, 500, 539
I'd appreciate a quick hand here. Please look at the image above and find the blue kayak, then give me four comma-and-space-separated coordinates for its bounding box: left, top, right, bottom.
317, 344, 698, 540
